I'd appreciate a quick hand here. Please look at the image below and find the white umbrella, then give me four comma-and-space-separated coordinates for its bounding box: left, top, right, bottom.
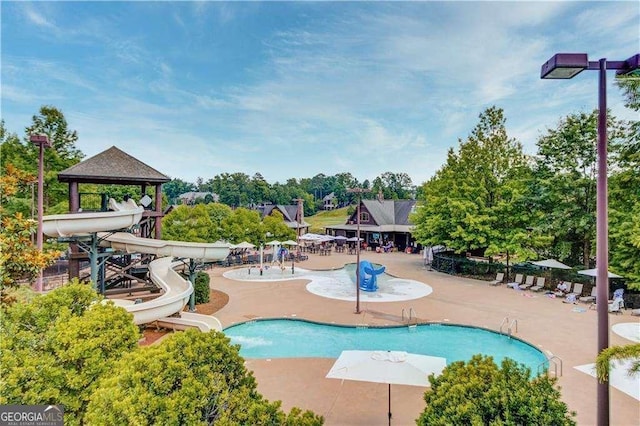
281, 240, 298, 246
265, 240, 281, 246
326, 350, 446, 425
346, 237, 363, 242
234, 241, 255, 249
578, 268, 623, 279
334, 235, 348, 240
530, 259, 572, 270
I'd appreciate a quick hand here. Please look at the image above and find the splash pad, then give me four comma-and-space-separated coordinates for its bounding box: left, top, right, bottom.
223, 263, 432, 302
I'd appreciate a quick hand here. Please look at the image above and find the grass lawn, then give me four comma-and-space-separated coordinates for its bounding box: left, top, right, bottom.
305, 207, 350, 233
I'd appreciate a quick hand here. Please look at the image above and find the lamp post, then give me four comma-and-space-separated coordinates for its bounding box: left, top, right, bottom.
347, 187, 371, 314
541, 52, 639, 426
30, 134, 51, 292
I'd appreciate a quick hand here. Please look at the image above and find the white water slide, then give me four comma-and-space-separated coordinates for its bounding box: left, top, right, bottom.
42, 199, 229, 332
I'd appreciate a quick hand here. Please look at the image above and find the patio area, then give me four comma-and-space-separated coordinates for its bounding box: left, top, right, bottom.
208, 250, 639, 426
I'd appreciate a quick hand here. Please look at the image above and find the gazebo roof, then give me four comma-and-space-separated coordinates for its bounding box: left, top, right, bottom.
58, 146, 170, 185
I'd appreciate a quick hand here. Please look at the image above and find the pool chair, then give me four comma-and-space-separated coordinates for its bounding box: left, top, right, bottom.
531, 277, 546, 292
579, 286, 597, 303
518, 275, 535, 290
608, 297, 624, 314
489, 272, 505, 286
563, 283, 583, 304
507, 274, 524, 289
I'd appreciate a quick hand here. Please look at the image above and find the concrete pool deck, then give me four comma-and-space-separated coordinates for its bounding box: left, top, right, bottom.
208, 251, 639, 426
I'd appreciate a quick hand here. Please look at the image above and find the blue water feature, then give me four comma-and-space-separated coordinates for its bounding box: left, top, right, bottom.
224, 319, 548, 372
358, 260, 385, 291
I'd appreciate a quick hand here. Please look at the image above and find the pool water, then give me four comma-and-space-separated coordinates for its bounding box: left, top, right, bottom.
224, 319, 548, 372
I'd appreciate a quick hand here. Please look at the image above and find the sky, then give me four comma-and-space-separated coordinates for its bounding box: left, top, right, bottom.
1, 1, 638, 186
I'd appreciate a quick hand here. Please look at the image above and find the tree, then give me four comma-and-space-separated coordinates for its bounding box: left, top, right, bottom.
533, 110, 624, 267
162, 178, 195, 204
411, 107, 529, 256
417, 355, 575, 425
162, 204, 214, 242
0, 164, 60, 298
608, 75, 640, 288
0, 284, 140, 426
85, 330, 323, 425
221, 207, 266, 245
24, 106, 83, 211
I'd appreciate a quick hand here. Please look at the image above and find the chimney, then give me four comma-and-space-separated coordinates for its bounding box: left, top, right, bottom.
377, 189, 384, 202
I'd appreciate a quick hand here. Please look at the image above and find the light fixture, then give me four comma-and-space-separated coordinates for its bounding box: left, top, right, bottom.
541, 51, 639, 426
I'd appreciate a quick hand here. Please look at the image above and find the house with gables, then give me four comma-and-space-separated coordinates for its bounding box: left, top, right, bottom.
325, 197, 418, 252
259, 202, 310, 236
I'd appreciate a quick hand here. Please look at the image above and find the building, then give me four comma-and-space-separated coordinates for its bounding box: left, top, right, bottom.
259, 203, 310, 236
177, 191, 219, 205
322, 192, 337, 210
325, 198, 417, 252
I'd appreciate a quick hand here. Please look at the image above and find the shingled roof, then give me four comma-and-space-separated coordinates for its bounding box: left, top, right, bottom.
58, 146, 170, 185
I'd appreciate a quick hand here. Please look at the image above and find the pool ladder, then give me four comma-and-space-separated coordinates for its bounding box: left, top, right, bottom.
499, 317, 518, 338
538, 352, 563, 377
402, 307, 417, 325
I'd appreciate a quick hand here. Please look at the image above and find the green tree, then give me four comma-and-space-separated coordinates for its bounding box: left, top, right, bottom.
608, 75, 640, 288
411, 106, 529, 256
163, 178, 196, 205
533, 110, 624, 266
24, 106, 83, 211
417, 355, 575, 426
0, 284, 140, 425
221, 207, 265, 245
205, 202, 234, 242
85, 330, 323, 425
163, 204, 214, 242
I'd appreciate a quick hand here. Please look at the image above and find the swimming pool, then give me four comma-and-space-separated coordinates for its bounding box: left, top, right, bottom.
223, 263, 432, 303
224, 319, 548, 373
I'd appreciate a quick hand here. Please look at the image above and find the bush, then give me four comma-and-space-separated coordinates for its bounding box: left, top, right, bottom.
417, 355, 576, 426
86, 330, 324, 425
194, 271, 210, 304
0, 283, 140, 425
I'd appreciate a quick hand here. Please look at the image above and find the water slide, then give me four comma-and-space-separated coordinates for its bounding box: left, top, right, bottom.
42, 200, 229, 332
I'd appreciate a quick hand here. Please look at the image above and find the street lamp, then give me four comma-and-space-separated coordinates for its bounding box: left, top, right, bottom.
541, 52, 639, 426
30, 134, 52, 292
347, 187, 371, 314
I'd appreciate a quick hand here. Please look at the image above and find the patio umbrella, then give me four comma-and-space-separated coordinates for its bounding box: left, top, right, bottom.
326, 350, 446, 425
578, 268, 623, 279
529, 259, 572, 269
346, 236, 363, 242
265, 240, 281, 246
281, 240, 298, 246
334, 235, 348, 240
234, 241, 255, 249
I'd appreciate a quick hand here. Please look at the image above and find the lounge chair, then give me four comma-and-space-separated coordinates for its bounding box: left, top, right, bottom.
608, 298, 624, 314
531, 277, 546, 292
507, 274, 524, 289
579, 286, 597, 303
489, 272, 505, 286
518, 275, 535, 290
563, 283, 583, 304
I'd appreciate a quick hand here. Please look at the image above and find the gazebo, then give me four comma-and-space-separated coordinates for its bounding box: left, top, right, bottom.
57, 146, 170, 279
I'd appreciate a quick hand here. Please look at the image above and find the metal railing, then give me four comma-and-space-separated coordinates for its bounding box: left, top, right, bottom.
499, 317, 518, 338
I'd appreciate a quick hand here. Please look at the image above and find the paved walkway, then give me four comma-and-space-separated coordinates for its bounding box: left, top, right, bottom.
208, 251, 639, 426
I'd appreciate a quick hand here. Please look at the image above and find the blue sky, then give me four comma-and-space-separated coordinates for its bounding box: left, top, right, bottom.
2, 1, 638, 185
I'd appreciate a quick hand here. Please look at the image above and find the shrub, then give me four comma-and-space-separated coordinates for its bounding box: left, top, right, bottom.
194, 271, 210, 304
417, 355, 576, 426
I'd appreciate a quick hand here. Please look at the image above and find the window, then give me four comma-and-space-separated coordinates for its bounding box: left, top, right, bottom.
359, 212, 369, 222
